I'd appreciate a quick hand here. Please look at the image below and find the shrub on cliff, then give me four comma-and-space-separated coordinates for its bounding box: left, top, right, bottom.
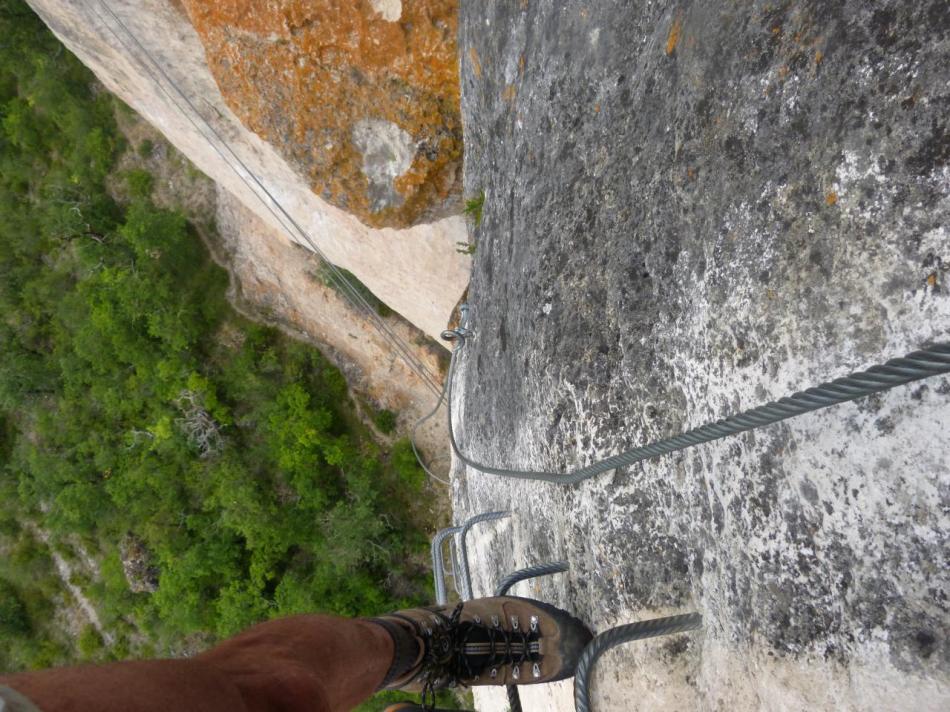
0, 578, 30, 636
0, 0, 433, 673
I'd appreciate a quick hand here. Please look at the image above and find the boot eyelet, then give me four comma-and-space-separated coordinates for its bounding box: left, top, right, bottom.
512, 665, 520, 680
473, 615, 481, 624
510, 615, 519, 630
490, 668, 498, 679
530, 615, 539, 632
532, 663, 541, 678
491, 615, 500, 627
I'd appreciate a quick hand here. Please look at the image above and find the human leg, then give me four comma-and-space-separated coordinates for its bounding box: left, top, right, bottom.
1, 596, 591, 712
1, 614, 395, 712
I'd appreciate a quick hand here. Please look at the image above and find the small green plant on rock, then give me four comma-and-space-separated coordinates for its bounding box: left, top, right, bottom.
77, 624, 105, 661
373, 408, 397, 434
463, 190, 485, 226
0, 578, 30, 636
314, 263, 394, 317
457, 190, 483, 254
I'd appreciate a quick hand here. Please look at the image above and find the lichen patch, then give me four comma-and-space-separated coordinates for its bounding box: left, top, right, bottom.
179, 0, 462, 228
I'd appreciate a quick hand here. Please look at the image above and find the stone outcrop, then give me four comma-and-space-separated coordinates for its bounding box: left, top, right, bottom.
25, 0, 470, 342
179, 0, 462, 229
119, 535, 160, 594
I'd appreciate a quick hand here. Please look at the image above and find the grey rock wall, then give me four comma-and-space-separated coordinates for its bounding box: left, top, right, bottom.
454, 2, 949, 709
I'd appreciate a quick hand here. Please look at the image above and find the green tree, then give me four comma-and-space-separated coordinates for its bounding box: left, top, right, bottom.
0, 0, 434, 669
0, 578, 30, 635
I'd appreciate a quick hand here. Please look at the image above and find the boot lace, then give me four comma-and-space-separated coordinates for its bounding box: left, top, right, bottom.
412, 603, 538, 711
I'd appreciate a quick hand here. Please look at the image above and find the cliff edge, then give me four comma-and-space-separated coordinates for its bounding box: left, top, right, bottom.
26, 0, 470, 341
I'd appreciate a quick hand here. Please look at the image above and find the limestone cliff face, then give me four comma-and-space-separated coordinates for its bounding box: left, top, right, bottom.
180, 0, 462, 229
25, 0, 469, 342
457, 2, 950, 710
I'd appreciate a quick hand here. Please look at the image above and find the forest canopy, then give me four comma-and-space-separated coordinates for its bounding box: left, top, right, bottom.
0, 0, 434, 693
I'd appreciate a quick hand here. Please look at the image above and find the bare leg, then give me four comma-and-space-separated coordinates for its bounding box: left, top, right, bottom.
1, 614, 394, 712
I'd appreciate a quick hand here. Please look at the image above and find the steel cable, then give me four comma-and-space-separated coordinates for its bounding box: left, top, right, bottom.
410, 364, 451, 485
88, 0, 444, 397
494, 562, 570, 597
444, 336, 950, 485
573, 613, 703, 712
456, 510, 510, 600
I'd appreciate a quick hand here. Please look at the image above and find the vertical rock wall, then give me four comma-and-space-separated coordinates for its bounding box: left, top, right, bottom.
455, 1, 950, 710
25, 0, 470, 342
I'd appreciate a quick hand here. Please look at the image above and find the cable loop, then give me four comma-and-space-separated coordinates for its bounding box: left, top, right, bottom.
444, 341, 950, 485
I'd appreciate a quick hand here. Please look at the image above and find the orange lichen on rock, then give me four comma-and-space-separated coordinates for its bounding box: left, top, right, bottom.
825, 191, 838, 205
665, 13, 682, 55
180, 0, 462, 228
469, 46, 482, 79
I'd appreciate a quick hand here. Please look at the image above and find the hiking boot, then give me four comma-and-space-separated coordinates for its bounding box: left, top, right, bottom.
370, 596, 592, 699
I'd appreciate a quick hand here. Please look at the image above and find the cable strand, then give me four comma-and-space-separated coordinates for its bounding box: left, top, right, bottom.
445, 339, 950, 485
